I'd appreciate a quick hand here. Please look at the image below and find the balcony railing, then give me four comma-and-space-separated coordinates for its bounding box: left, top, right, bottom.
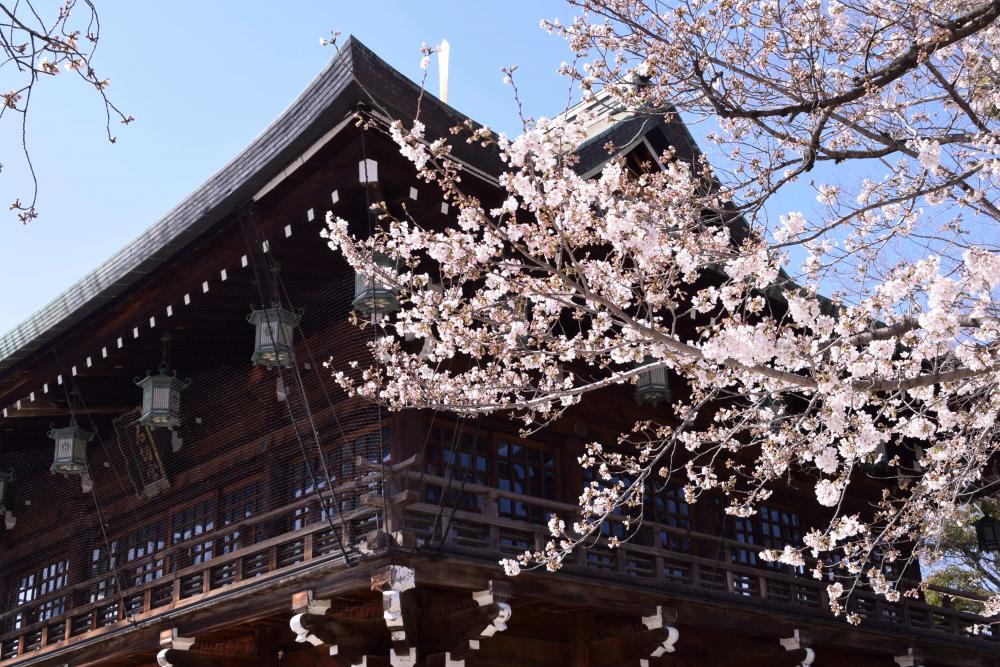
2, 460, 996, 664
396, 467, 1000, 646
0, 481, 380, 663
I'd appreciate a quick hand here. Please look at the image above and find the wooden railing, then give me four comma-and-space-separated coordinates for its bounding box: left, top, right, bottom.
397, 469, 1000, 646
3, 461, 997, 664
0, 483, 380, 663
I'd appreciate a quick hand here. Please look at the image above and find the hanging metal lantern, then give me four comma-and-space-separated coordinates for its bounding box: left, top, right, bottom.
247, 306, 300, 368
975, 515, 1000, 552
635, 358, 671, 406
49, 423, 93, 477
136, 333, 189, 429
352, 254, 400, 317
0, 469, 11, 518
136, 371, 188, 429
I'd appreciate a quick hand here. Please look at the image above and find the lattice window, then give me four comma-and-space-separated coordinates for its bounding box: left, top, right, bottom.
646, 481, 692, 553
171, 497, 216, 568
219, 479, 264, 554
89, 542, 118, 602
733, 504, 803, 571
425, 425, 490, 511
496, 438, 557, 524
11, 559, 69, 628
333, 432, 381, 512
121, 521, 166, 586
287, 428, 384, 530
289, 457, 325, 531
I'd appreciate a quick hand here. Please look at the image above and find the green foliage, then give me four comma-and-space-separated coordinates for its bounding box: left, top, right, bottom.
924, 500, 1000, 613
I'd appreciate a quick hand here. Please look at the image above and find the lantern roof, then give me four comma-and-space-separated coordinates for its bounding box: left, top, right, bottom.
47, 422, 94, 441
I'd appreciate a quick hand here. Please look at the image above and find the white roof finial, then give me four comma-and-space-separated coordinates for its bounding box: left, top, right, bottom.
438, 39, 451, 104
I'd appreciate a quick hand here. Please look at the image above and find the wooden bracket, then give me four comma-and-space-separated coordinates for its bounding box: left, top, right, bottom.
472, 581, 512, 639
289, 591, 389, 665
639, 606, 680, 665
156, 629, 259, 667
582, 605, 679, 667
289, 591, 332, 646
291, 590, 332, 615
418, 583, 512, 666
372, 566, 417, 667
354, 455, 383, 474
160, 629, 196, 652
779, 629, 815, 667
157, 628, 196, 667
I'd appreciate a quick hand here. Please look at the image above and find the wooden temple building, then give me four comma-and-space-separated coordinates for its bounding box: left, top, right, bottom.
0, 37, 996, 667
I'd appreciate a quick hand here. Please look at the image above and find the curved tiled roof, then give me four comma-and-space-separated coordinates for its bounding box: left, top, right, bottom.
0, 37, 502, 375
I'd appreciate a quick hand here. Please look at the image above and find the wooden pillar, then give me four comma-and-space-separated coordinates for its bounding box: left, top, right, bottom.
392, 409, 424, 461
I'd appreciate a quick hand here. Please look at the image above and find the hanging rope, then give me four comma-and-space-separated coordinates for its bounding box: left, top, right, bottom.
237, 205, 357, 566
54, 350, 141, 628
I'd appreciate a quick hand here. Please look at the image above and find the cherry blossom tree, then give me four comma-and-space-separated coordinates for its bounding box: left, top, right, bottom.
325, 0, 1000, 622
0, 0, 131, 222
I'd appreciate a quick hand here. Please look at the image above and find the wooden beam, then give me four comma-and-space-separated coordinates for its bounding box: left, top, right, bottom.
156, 629, 262, 667
418, 603, 504, 651
157, 649, 261, 667
293, 613, 387, 651
588, 627, 673, 667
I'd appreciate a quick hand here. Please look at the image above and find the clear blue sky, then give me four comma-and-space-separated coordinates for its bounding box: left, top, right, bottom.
0, 0, 576, 334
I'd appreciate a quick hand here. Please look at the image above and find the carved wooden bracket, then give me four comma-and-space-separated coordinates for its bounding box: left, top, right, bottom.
288, 590, 388, 666
724, 629, 815, 666
585, 606, 678, 667
424, 581, 513, 667
372, 565, 417, 667
471, 581, 512, 638
639, 605, 679, 666
157, 628, 196, 667
289, 590, 332, 646
155, 629, 259, 667
779, 629, 815, 667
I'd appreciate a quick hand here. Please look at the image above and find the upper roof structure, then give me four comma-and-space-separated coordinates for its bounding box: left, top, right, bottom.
0, 36, 702, 384
0, 36, 503, 375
